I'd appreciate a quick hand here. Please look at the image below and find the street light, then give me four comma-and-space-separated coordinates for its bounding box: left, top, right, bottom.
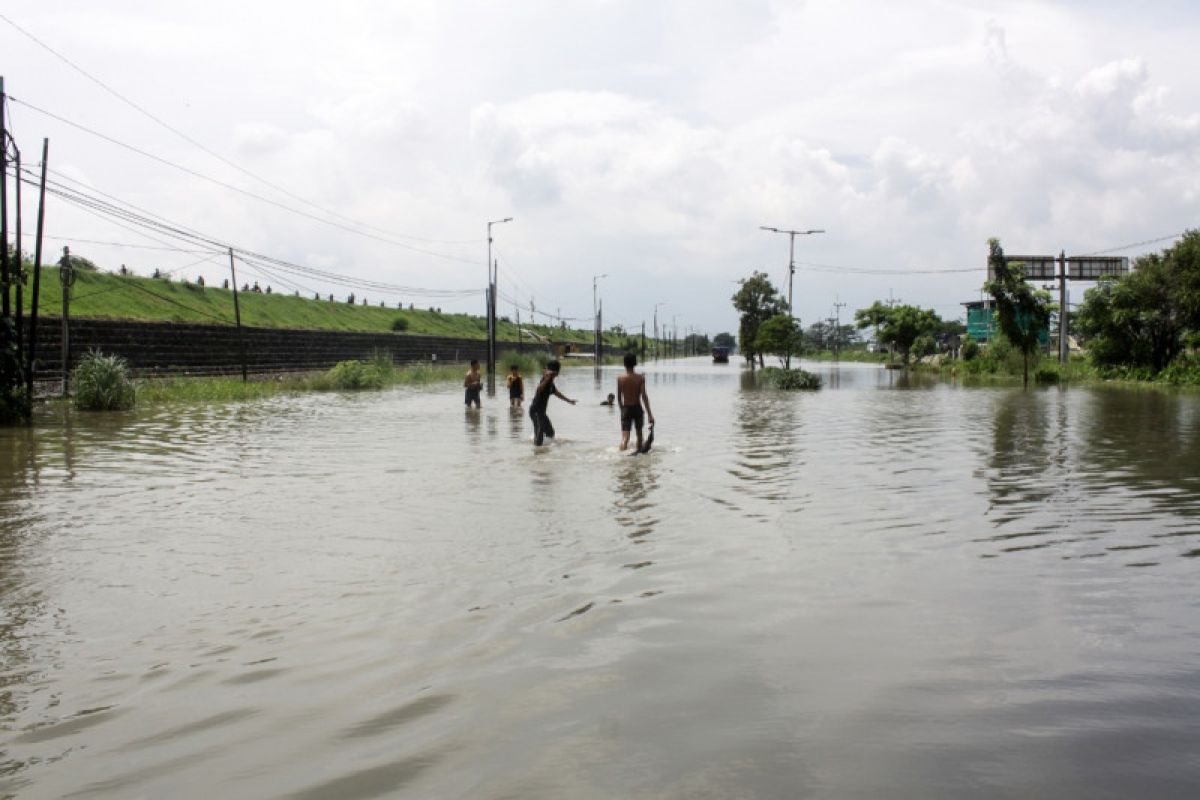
486, 217, 513, 393
593, 273, 608, 371
760, 225, 825, 321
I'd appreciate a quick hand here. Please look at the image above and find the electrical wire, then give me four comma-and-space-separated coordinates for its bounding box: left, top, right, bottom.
0, 11, 479, 248
15, 168, 482, 299
9, 96, 481, 265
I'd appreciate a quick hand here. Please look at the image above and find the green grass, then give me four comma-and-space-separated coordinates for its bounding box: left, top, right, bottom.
14, 267, 626, 346
72, 351, 137, 410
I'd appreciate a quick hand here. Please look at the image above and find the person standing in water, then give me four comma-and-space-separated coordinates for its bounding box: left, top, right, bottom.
463, 359, 483, 408
506, 364, 525, 408
529, 360, 576, 446
617, 352, 654, 451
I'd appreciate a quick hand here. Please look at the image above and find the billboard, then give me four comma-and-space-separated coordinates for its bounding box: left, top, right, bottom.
987, 254, 1130, 282
1067, 256, 1128, 279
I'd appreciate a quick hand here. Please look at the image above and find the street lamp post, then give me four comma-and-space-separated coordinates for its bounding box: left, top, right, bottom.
760, 226, 825, 321
593, 273, 607, 373
486, 217, 513, 394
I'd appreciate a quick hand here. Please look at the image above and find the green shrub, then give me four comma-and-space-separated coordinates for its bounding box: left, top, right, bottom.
1034, 366, 1060, 384
913, 334, 937, 358
324, 359, 386, 390
498, 349, 549, 376
391, 317, 409, 331
760, 366, 822, 390
961, 336, 980, 361
73, 350, 136, 410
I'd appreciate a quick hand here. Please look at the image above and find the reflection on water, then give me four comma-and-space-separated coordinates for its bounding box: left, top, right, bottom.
2, 361, 1200, 798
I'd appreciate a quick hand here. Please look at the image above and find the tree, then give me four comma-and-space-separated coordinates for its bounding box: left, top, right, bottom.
731, 271, 785, 369
1076, 255, 1181, 373
855, 301, 941, 364
855, 301, 891, 352
1075, 230, 1200, 374
755, 314, 805, 369
984, 238, 1054, 386
713, 332, 736, 350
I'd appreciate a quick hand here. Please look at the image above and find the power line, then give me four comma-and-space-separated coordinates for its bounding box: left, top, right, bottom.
1079, 231, 1186, 256
0, 11, 478, 248
15, 169, 483, 299
9, 96, 481, 265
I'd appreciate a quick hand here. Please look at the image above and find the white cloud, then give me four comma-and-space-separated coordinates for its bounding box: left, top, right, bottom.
5, 0, 1200, 329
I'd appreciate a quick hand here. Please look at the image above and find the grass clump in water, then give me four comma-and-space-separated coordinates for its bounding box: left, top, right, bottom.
318, 358, 390, 390
497, 349, 549, 377
760, 366, 822, 390
73, 351, 137, 410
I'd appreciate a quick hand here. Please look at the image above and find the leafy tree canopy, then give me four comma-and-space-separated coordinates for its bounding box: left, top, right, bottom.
755, 314, 805, 369
732, 271, 785, 367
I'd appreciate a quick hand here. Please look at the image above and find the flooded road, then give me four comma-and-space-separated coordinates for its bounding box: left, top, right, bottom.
2, 358, 1199, 798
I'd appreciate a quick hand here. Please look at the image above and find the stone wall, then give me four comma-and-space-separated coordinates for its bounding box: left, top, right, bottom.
22, 318, 616, 379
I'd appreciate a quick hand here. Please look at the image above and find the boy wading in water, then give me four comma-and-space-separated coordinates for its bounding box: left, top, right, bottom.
617, 352, 654, 451
529, 359, 576, 446
463, 359, 483, 408
506, 364, 525, 408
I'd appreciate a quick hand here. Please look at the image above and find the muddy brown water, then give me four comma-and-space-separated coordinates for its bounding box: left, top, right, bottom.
2, 359, 1199, 798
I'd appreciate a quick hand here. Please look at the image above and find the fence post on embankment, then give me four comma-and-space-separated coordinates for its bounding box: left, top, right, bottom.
228, 248, 248, 382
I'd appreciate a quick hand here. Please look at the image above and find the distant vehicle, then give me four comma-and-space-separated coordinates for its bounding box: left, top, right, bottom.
712, 346, 731, 363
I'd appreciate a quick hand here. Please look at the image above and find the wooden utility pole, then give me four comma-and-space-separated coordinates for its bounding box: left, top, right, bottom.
228, 248, 247, 382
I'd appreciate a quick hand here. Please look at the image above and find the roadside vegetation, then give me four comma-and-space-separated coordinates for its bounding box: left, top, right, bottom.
730, 232, 1200, 390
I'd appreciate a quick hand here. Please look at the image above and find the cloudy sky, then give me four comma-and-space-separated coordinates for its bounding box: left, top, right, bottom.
4, 1, 1199, 337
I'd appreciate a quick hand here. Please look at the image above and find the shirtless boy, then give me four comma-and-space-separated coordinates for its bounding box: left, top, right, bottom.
463, 359, 482, 408
617, 352, 654, 451
529, 360, 577, 446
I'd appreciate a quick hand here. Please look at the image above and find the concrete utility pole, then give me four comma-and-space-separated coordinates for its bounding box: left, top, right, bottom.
761, 225, 825, 319
653, 302, 666, 360
26, 137, 48, 403
228, 248, 247, 382
59, 246, 73, 396
1057, 250, 1068, 365
486, 217, 512, 394
593, 273, 607, 373
833, 298, 847, 359
1, 76, 9, 323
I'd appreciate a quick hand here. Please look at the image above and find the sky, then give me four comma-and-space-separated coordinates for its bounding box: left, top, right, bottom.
3, 0, 1199, 338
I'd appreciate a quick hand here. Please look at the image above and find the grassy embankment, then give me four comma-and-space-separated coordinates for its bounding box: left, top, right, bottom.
15, 269, 632, 405
19, 267, 620, 346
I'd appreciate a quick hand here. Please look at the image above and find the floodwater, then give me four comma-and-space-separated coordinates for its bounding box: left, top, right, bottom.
2, 358, 1200, 799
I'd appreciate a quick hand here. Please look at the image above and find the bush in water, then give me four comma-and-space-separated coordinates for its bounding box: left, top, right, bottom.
73, 350, 136, 410
760, 366, 822, 390
326, 360, 387, 390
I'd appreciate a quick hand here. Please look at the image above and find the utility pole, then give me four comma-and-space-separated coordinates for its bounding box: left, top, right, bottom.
653, 302, 666, 361
640, 321, 646, 360
593, 273, 607, 373
833, 298, 847, 359
486, 217, 512, 394
760, 225, 825, 319
59, 246, 74, 396
227, 249, 248, 382
1, 76, 9, 324
1057, 250, 1068, 365
26, 138, 48, 402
